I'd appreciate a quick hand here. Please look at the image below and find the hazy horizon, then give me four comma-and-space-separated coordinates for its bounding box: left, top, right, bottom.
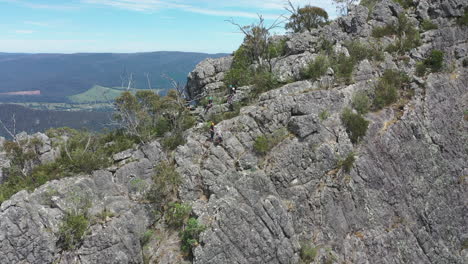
0, 0, 337, 54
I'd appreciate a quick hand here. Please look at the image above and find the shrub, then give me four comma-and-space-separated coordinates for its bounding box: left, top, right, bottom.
341, 108, 369, 144
424, 50, 444, 72
421, 20, 438, 31
225, 46, 254, 87
415, 61, 427, 77
457, 7, 468, 26
372, 25, 396, 38
165, 202, 192, 228
392, 0, 415, 9
140, 230, 154, 247
267, 38, 287, 58
147, 161, 181, 210
319, 110, 330, 121
331, 53, 356, 84
253, 136, 269, 155
253, 128, 289, 155
57, 211, 90, 250
251, 69, 280, 96
180, 218, 205, 254
319, 37, 334, 55
374, 69, 409, 109
285, 5, 329, 32
301, 55, 330, 81
161, 133, 185, 151
300, 243, 318, 263
338, 152, 355, 173
463, 58, 468, 68
352, 91, 370, 115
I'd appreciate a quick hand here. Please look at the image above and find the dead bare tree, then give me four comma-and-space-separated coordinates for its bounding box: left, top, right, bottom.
333, 0, 358, 16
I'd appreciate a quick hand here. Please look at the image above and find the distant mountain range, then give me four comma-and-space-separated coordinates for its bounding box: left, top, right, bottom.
0, 51, 228, 102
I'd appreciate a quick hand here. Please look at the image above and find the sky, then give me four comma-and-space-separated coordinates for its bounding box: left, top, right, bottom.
0, 0, 338, 54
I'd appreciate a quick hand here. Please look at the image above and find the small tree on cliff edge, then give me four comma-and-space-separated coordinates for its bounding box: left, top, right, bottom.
285, 1, 329, 32
226, 15, 283, 69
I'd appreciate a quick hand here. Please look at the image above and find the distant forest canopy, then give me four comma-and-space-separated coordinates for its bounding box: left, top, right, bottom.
0, 104, 112, 138
0, 51, 227, 103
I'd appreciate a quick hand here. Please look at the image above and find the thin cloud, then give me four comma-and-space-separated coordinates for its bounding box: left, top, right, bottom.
14, 30, 34, 34
81, 0, 281, 19
24, 21, 49, 27
0, 0, 78, 10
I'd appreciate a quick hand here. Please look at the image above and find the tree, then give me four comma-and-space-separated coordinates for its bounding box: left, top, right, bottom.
226, 15, 283, 69
333, 0, 358, 15
285, 1, 328, 32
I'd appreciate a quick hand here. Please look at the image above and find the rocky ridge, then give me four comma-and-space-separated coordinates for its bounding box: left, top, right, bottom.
0, 0, 467, 263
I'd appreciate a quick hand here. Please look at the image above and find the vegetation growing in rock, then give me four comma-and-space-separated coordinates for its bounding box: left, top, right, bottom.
253, 128, 289, 155
463, 58, 468, 68
57, 211, 90, 250
392, 0, 416, 9
165, 202, 192, 228
414, 50, 445, 77
424, 50, 444, 72
373, 69, 409, 109
457, 7, 468, 26
421, 20, 438, 31
338, 152, 356, 173
341, 108, 369, 144
114, 89, 195, 147
180, 218, 206, 255
146, 161, 181, 211
301, 55, 330, 81
285, 1, 329, 32
352, 91, 371, 115
372, 14, 420, 54
344, 40, 385, 62
0, 129, 137, 203
300, 242, 318, 263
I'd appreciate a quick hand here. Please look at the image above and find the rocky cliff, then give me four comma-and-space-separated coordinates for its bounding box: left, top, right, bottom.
0, 0, 467, 263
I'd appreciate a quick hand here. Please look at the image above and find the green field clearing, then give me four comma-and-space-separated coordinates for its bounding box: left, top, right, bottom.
67, 85, 129, 103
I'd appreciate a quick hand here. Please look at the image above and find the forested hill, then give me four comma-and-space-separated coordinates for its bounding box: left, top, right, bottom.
0, 51, 227, 102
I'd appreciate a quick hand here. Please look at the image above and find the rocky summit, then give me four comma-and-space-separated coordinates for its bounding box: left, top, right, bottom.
0, 0, 467, 263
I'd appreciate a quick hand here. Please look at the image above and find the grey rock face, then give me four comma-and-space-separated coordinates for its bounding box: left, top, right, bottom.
371, 0, 404, 25
186, 56, 233, 100
272, 52, 316, 82
339, 5, 371, 37
0, 140, 164, 264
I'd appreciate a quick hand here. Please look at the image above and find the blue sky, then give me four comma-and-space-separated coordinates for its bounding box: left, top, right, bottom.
0, 0, 337, 54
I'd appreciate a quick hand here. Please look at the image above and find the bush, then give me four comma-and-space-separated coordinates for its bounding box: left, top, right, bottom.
457, 7, 468, 26
421, 20, 438, 31
140, 230, 154, 247
338, 152, 355, 173
57, 211, 90, 250
319, 110, 330, 121
224, 45, 254, 87
345, 41, 384, 62
341, 108, 369, 144
285, 5, 328, 32
463, 58, 468, 68
165, 202, 192, 228
415, 61, 427, 76
372, 25, 396, 38
301, 55, 330, 81
161, 132, 185, 151
147, 161, 181, 210
352, 91, 370, 115
251, 69, 280, 96
331, 53, 356, 84
253, 136, 269, 155
300, 243, 317, 263
267, 39, 287, 58
392, 0, 416, 9
253, 128, 289, 155
424, 50, 444, 72
374, 69, 409, 109
180, 218, 205, 254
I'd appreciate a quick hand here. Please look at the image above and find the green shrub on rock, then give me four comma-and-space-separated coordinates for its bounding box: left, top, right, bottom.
57, 211, 90, 250
341, 108, 369, 144
352, 91, 371, 115
424, 50, 444, 72
180, 218, 205, 254
165, 202, 192, 228
301, 55, 330, 81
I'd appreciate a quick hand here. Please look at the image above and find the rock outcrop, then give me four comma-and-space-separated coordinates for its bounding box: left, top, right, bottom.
1, 1, 467, 263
